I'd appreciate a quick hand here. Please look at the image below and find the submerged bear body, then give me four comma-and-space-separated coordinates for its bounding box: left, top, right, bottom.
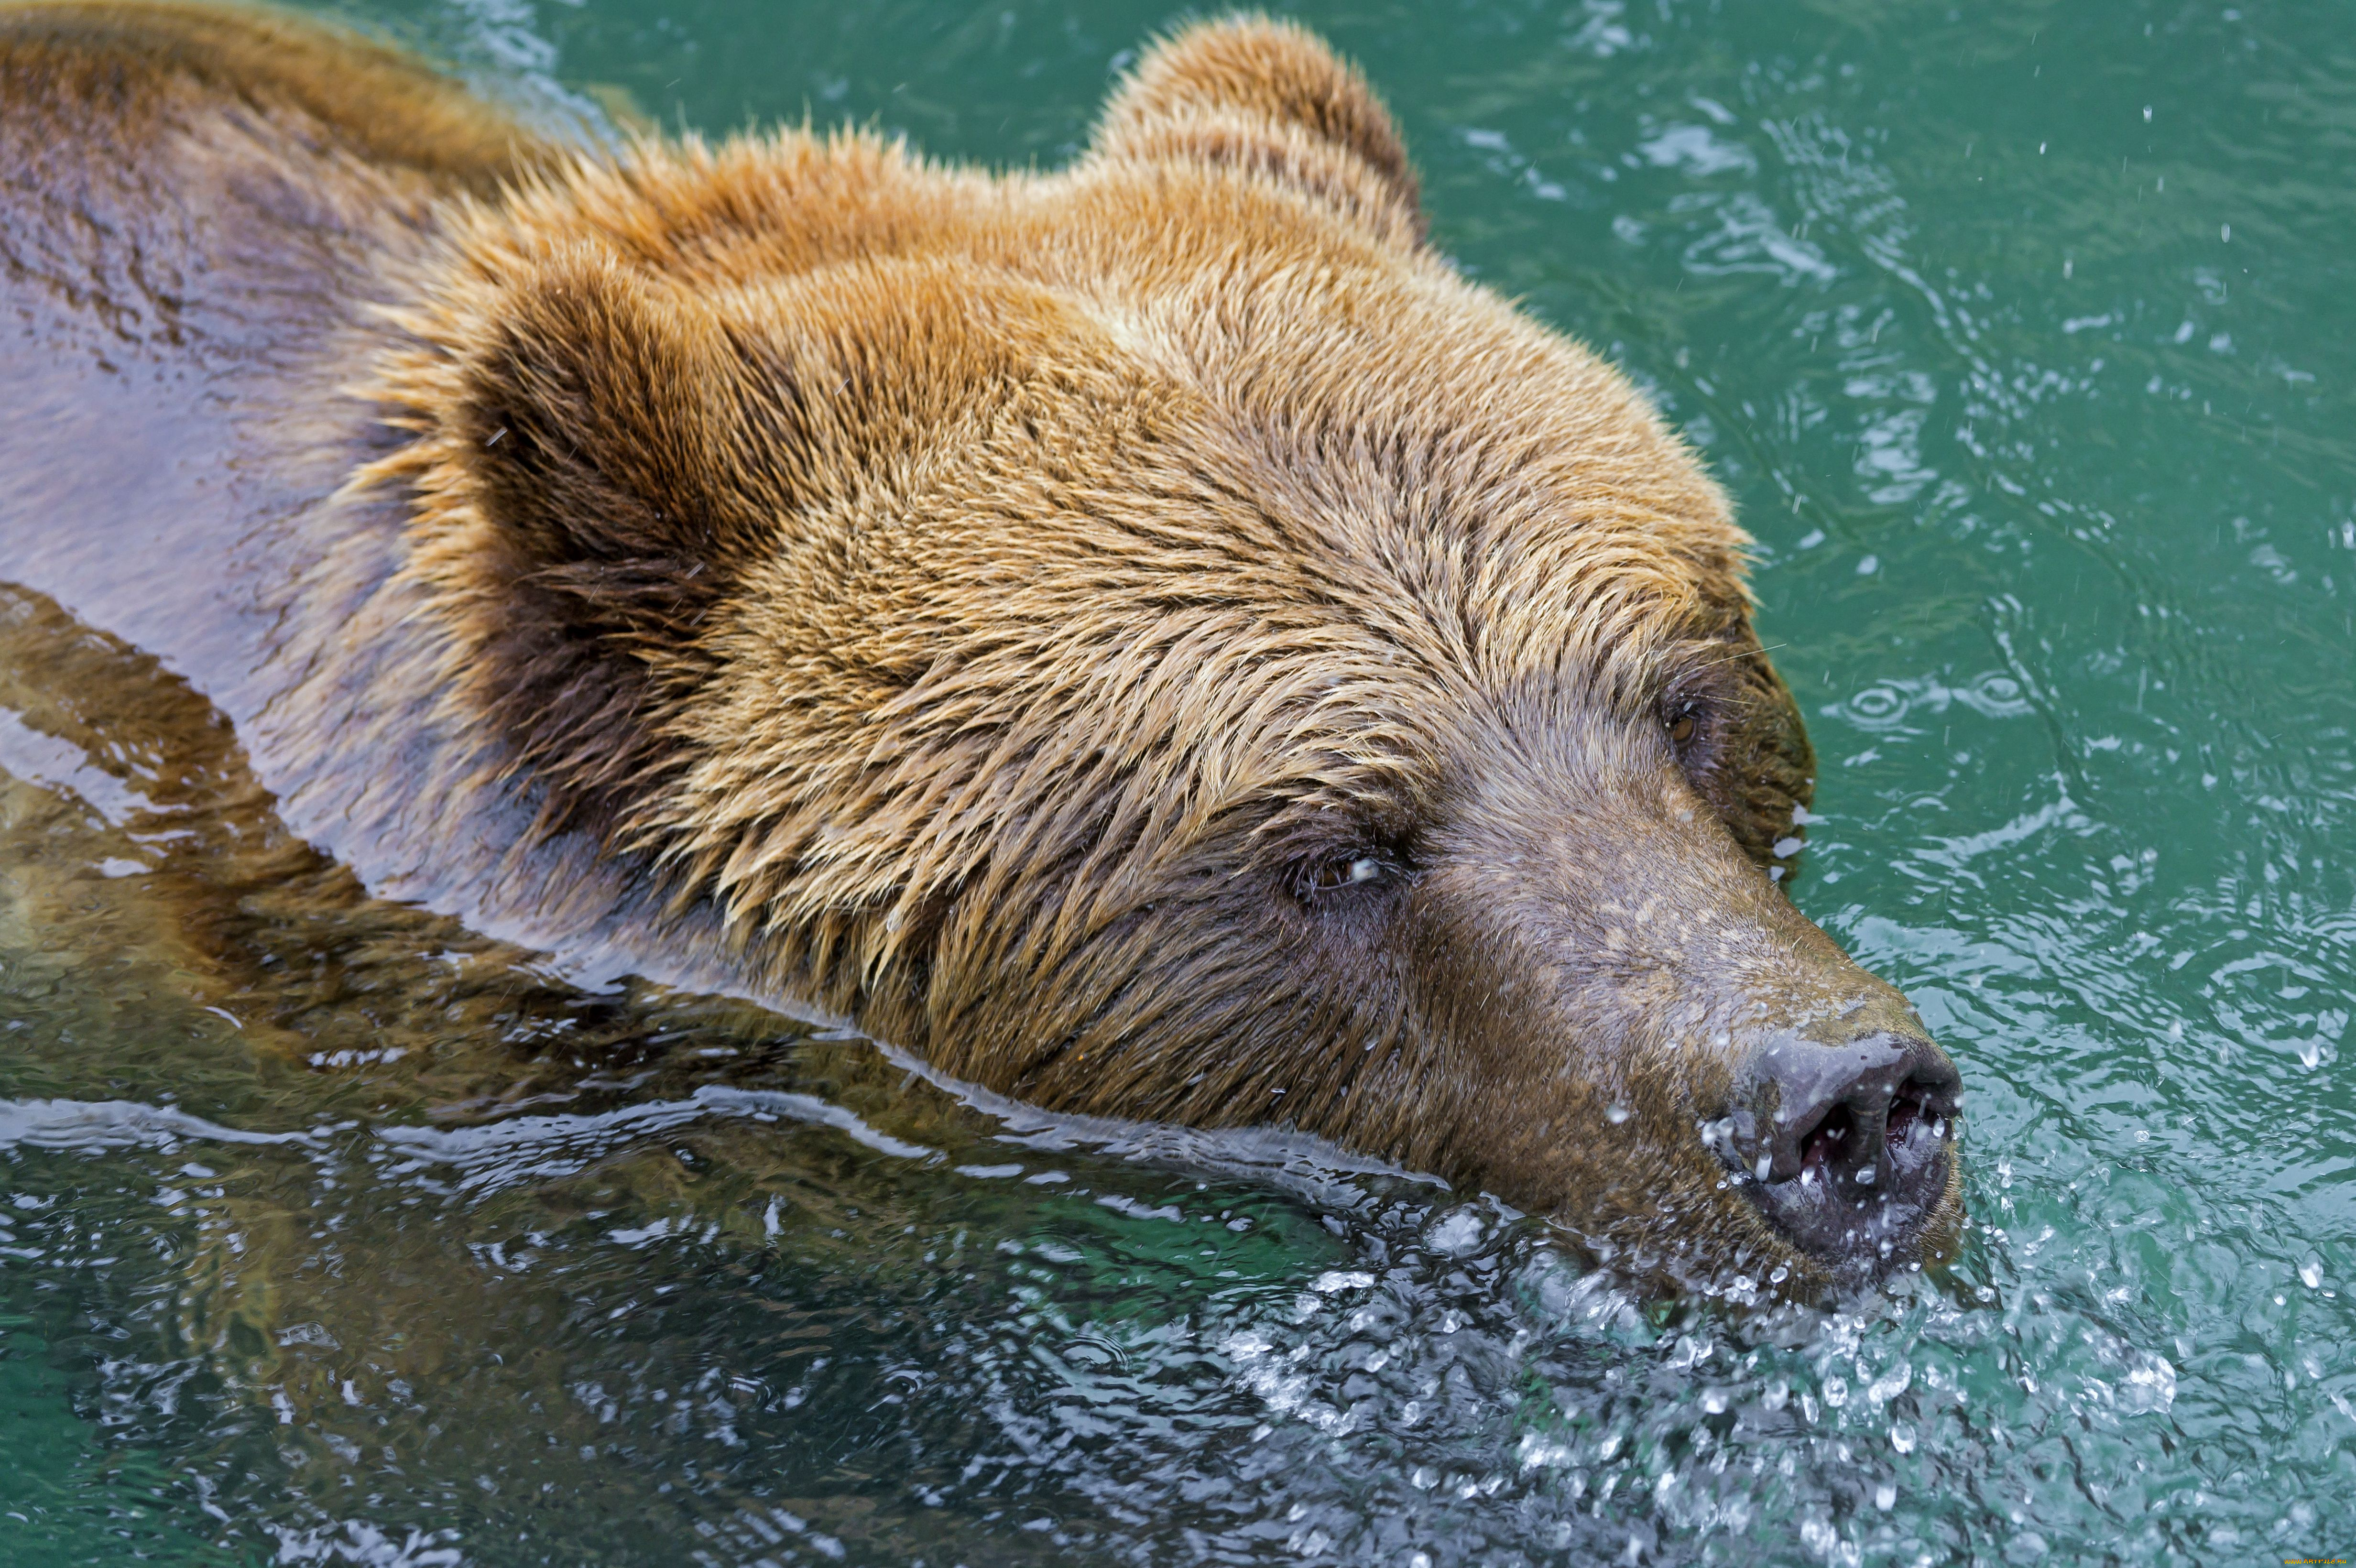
0, 0, 1961, 1292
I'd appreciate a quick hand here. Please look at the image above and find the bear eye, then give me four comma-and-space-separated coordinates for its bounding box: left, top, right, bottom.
1295, 852, 1390, 899
1667, 705, 1699, 746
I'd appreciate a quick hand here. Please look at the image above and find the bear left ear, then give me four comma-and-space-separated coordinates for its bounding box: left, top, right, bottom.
1089, 17, 1425, 250
409, 247, 806, 832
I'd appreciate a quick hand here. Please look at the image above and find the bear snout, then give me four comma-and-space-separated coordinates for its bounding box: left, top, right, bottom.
1712, 1024, 1963, 1268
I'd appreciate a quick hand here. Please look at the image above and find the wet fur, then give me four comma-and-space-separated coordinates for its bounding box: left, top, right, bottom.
0, 1, 1952, 1291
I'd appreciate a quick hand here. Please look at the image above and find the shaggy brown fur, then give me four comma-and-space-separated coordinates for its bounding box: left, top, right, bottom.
0, 0, 1959, 1290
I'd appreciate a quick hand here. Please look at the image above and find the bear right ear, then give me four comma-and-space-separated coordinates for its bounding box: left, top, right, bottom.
1089, 18, 1426, 250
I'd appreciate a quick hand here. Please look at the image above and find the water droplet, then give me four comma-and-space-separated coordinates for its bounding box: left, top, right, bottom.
1605, 1104, 1631, 1125
2300, 1256, 2324, 1289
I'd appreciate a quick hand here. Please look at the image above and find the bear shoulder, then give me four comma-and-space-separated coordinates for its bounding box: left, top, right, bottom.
0, 1, 557, 725
0, 0, 545, 192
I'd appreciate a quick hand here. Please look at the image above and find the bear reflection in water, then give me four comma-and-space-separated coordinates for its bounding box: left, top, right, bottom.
0, 1, 1960, 1296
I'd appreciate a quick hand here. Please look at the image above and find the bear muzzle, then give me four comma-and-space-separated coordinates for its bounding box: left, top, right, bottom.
1709, 1022, 1963, 1267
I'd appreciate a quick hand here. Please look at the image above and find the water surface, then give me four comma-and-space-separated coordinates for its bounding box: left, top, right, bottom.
3, 0, 2353, 1562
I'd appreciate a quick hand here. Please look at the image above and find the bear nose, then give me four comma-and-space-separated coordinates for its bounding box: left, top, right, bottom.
1712, 1026, 1963, 1263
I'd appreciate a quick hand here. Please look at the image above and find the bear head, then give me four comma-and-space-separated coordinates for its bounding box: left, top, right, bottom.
368, 18, 1963, 1295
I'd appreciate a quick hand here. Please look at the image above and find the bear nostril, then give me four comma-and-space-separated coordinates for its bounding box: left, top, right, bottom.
1884, 1087, 1920, 1149
1797, 1103, 1853, 1175
1724, 1026, 1964, 1265
1883, 1073, 1948, 1151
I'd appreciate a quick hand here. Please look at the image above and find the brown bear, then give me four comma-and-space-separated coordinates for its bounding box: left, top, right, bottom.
0, 0, 1962, 1293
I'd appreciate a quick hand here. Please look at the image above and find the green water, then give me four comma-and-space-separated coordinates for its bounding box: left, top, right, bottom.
3, 0, 2353, 1562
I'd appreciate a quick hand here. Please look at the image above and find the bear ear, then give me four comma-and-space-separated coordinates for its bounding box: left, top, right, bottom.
1089, 17, 1426, 250
1717, 648, 1818, 880
426, 247, 802, 830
